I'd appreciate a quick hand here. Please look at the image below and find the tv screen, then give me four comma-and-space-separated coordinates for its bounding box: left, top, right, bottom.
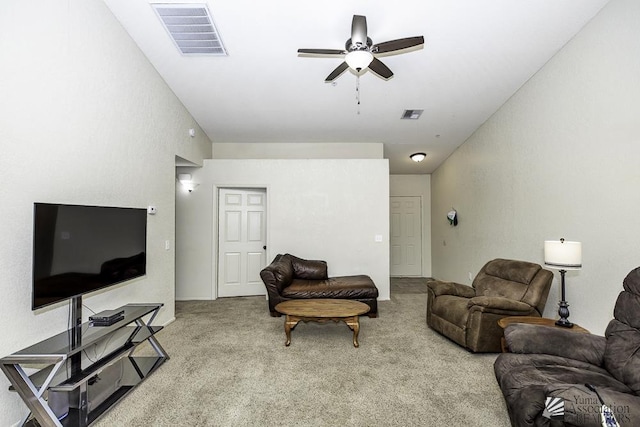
32, 203, 147, 310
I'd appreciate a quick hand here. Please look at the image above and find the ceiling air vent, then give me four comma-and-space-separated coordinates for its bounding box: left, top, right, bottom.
401, 109, 424, 120
152, 4, 227, 56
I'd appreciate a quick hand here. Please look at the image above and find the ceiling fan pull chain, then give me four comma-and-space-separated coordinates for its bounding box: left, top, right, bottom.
356, 74, 361, 114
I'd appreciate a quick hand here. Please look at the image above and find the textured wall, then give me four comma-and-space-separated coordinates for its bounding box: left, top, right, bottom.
431, 0, 640, 334
176, 159, 390, 301
0, 0, 211, 423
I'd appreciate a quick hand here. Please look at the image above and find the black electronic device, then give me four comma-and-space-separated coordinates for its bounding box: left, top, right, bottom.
32, 203, 147, 310
89, 309, 125, 323
90, 315, 125, 327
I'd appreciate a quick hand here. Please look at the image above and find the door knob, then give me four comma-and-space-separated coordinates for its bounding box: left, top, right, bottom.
263, 246, 267, 250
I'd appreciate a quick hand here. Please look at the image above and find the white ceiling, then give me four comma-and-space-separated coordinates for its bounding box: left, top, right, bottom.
103, 0, 609, 174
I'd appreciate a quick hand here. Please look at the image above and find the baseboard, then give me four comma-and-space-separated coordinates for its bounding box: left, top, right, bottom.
159, 316, 176, 327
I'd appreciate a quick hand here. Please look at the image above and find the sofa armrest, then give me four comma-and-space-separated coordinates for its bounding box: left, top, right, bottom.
467, 296, 533, 313
505, 323, 606, 366
427, 280, 476, 298
260, 254, 294, 295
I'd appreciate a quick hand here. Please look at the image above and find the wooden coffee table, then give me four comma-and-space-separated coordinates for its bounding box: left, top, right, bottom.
497, 316, 590, 352
275, 299, 370, 347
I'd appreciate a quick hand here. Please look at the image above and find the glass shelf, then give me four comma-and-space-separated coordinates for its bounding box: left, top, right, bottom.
1, 303, 168, 427
13, 305, 161, 357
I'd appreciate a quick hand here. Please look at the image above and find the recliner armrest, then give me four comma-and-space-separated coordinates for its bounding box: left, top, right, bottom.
427, 280, 476, 298
467, 296, 533, 313
505, 323, 606, 366
553, 385, 640, 426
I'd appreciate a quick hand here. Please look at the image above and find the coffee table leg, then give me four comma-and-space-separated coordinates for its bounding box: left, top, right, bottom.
344, 316, 361, 348
284, 315, 300, 346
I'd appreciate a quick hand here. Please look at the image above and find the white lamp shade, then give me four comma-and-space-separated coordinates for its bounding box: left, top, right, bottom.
345, 50, 373, 71
544, 239, 582, 270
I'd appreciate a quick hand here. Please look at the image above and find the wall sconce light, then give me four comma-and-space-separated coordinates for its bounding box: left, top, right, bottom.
410, 152, 426, 162
178, 173, 198, 192
447, 209, 458, 226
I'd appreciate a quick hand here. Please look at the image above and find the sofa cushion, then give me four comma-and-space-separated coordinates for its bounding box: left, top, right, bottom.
282, 275, 378, 299
623, 265, 640, 296
286, 254, 328, 280
483, 258, 541, 285
473, 258, 541, 301
604, 316, 640, 395
603, 270, 640, 395
473, 276, 528, 301
619, 269, 640, 328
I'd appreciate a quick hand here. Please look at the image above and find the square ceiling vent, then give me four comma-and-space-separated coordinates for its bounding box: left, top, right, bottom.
152, 3, 227, 55
401, 109, 424, 120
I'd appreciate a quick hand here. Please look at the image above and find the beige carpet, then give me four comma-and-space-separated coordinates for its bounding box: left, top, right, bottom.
96, 278, 510, 426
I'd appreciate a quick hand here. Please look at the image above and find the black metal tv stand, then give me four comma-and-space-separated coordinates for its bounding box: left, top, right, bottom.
0, 303, 168, 427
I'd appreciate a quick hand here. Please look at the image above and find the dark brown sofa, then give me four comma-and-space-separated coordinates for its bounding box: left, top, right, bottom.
426, 258, 553, 352
494, 266, 640, 427
259, 254, 379, 317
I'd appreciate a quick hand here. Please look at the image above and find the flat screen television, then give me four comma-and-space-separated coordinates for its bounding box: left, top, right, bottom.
32, 203, 147, 310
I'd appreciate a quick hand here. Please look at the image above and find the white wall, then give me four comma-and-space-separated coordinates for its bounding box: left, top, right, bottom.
213, 142, 383, 159
0, 1, 211, 423
431, 0, 640, 335
176, 159, 390, 302
389, 175, 432, 277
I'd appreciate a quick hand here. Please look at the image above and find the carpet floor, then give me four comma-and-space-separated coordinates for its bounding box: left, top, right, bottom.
95, 278, 510, 426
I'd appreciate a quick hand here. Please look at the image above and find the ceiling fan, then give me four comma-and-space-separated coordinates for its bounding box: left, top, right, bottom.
297, 15, 424, 82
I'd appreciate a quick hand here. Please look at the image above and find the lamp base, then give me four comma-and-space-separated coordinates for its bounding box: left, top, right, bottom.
556, 298, 573, 328
555, 318, 574, 328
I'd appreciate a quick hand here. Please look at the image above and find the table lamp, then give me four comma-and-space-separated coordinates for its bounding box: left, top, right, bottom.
544, 238, 582, 328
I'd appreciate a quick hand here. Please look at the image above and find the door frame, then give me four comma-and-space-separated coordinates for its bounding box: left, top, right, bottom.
212, 184, 270, 299
389, 195, 424, 277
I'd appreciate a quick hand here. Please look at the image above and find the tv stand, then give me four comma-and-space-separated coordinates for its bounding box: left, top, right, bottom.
0, 304, 168, 427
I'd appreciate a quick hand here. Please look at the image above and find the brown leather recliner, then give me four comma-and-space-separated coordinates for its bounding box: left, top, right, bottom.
494, 266, 640, 426
426, 258, 553, 352
260, 254, 379, 317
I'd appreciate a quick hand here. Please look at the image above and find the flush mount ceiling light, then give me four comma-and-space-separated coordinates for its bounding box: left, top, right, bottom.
152, 3, 227, 55
410, 152, 427, 162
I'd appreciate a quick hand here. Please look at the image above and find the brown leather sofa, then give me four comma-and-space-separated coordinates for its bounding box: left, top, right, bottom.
426, 258, 553, 352
260, 254, 379, 317
494, 266, 640, 427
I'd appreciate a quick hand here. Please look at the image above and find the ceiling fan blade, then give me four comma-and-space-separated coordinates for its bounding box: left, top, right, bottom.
351, 15, 368, 46
298, 48, 346, 56
368, 57, 393, 80
325, 62, 349, 82
373, 36, 424, 54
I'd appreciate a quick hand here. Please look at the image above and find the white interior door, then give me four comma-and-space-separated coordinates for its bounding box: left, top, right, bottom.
217, 188, 267, 297
390, 196, 422, 276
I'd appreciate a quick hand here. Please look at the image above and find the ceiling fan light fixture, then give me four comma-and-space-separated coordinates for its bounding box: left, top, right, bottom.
410, 152, 427, 162
345, 50, 373, 71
